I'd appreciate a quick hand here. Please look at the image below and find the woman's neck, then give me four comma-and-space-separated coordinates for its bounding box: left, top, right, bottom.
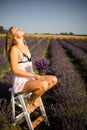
15, 37, 24, 46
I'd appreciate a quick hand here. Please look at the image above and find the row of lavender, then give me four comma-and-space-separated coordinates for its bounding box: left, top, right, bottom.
49, 38, 87, 130
63, 38, 87, 53
26, 37, 44, 50
58, 38, 87, 73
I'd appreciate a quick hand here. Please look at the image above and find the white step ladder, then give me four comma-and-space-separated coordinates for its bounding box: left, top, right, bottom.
10, 88, 50, 130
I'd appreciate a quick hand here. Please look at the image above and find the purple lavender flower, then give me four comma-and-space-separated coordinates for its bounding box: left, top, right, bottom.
34, 58, 50, 75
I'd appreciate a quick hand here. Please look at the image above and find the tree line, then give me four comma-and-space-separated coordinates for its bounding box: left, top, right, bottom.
0, 25, 75, 35
1, 25, 86, 36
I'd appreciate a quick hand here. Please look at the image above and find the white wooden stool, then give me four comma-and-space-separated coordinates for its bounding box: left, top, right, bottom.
9, 88, 50, 130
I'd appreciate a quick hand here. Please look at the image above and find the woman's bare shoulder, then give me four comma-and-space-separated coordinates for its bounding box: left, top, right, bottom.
10, 45, 18, 54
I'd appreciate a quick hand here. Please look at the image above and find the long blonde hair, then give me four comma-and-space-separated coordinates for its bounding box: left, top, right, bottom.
4, 27, 27, 62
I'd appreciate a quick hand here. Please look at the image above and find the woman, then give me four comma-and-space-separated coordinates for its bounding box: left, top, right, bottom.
4, 27, 58, 113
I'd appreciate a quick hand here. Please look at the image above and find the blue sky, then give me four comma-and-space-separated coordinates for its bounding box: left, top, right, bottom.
0, 0, 87, 34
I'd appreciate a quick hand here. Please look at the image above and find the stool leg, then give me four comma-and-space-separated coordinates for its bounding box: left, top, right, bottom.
18, 95, 34, 130
39, 97, 50, 126
11, 92, 16, 124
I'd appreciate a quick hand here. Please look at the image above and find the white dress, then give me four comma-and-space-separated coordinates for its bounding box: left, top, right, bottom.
12, 49, 35, 93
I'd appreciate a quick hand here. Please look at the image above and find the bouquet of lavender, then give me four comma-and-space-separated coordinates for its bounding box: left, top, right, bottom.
34, 58, 50, 75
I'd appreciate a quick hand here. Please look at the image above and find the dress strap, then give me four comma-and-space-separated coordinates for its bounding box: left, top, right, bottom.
16, 46, 24, 54
17, 46, 32, 63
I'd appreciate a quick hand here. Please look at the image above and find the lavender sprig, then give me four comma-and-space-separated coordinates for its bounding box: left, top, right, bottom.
34, 58, 50, 75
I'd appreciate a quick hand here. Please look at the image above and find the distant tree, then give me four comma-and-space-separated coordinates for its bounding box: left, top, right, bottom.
0, 25, 7, 34
60, 32, 74, 35
60, 32, 63, 35
69, 32, 74, 35
64, 32, 68, 35
0, 26, 4, 33
60, 32, 68, 35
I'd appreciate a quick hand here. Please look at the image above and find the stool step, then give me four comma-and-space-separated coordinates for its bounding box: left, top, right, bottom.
32, 114, 46, 128
29, 105, 40, 114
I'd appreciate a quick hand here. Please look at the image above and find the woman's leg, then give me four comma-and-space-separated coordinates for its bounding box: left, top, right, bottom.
21, 75, 58, 103
20, 79, 49, 113
20, 75, 58, 113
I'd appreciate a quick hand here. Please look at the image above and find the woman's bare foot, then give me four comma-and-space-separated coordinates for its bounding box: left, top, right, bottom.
26, 98, 42, 113
27, 103, 36, 113
33, 98, 42, 107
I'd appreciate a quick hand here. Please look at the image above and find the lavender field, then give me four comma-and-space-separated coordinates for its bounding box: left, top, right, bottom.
0, 36, 87, 130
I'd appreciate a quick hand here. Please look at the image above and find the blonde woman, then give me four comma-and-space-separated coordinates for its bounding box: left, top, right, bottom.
4, 27, 58, 113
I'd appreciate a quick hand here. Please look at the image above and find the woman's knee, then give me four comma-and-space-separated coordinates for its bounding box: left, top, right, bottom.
52, 76, 58, 85
40, 81, 48, 92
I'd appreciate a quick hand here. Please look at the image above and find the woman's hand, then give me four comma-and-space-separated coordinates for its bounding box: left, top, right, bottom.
34, 74, 44, 80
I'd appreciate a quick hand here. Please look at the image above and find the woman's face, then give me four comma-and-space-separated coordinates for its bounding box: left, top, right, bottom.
11, 27, 24, 38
